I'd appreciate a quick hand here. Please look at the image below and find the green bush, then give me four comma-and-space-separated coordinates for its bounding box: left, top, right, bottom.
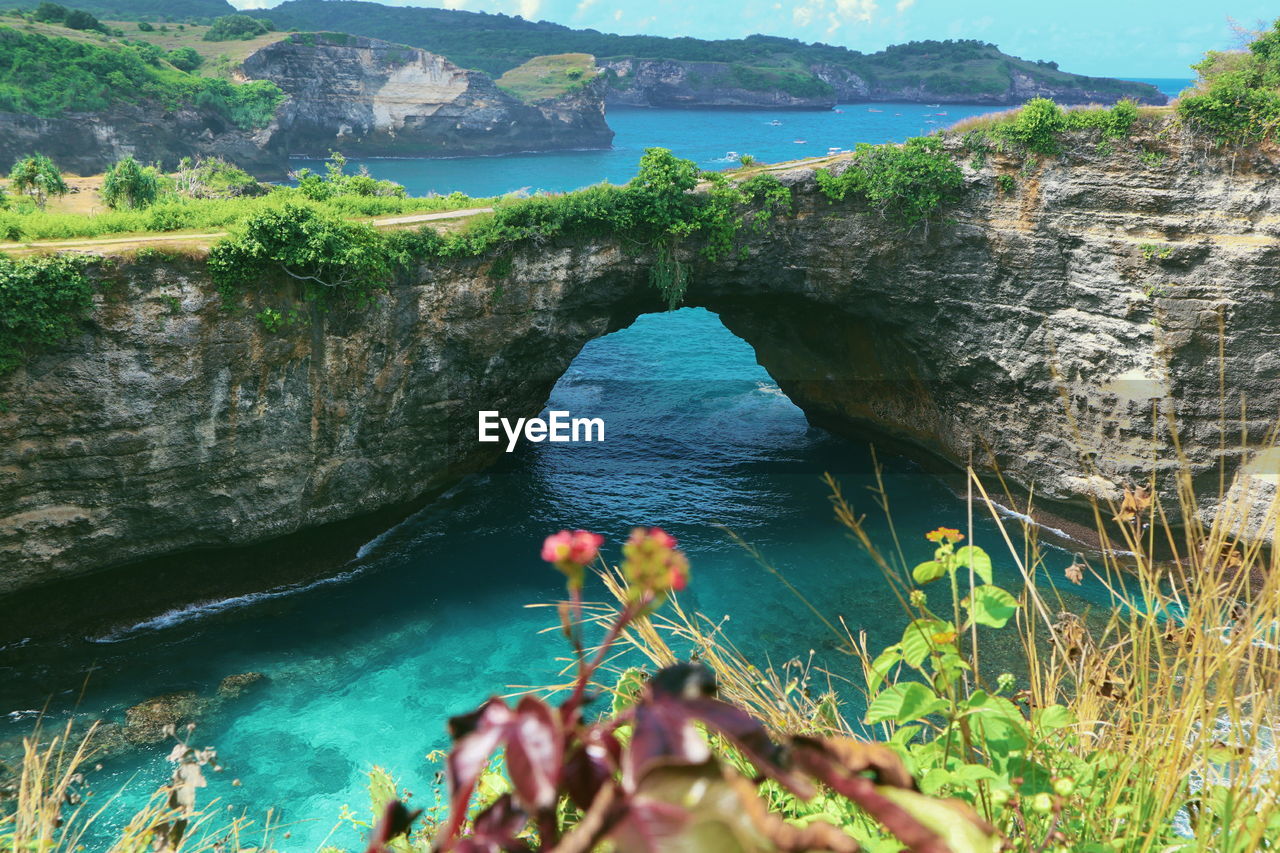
30, 2, 66, 23
176, 156, 259, 199
1062, 98, 1138, 138
995, 96, 1065, 154
293, 153, 406, 201
165, 46, 203, 72
101, 156, 161, 210
63, 9, 105, 33
0, 253, 92, 374
207, 202, 396, 304
815, 136, 965, 225
9, 153, 67, 209
202, 14, 270, 42
1180, 19, 1280, 144
137, 21, 154, 32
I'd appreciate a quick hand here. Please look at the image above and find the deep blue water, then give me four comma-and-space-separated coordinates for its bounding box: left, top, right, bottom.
6, 96, 1188, 850
293, 102, 1004, 198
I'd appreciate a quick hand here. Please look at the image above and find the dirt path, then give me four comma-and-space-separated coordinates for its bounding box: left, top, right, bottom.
0, 206, 495, 257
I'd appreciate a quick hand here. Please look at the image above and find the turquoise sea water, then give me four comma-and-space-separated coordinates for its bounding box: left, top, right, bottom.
2, 90, 1188, 851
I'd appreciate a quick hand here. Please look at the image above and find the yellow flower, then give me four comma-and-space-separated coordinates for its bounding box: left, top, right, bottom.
925, 527, 964, 544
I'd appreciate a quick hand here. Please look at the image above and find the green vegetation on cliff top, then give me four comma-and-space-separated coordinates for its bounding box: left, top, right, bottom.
496, 52, 597, 102
26, 0, 235, 22
0, 22, 282, 125
1178, 17, 1280, 143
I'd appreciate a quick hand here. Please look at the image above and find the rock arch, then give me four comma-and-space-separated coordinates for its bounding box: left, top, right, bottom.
3, 136, 1278, 608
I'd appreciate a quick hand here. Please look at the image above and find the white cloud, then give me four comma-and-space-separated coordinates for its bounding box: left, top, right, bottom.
896, 0, 916, 11
515, 0, 541, 19
789, 0, 881, 35
576, 0, 599, 12
834, 0, 878, 25
614, 8, 624, 20
441, 0, 468, 8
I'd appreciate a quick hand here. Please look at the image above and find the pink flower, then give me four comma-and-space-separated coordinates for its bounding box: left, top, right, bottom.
542, 530, 604, 590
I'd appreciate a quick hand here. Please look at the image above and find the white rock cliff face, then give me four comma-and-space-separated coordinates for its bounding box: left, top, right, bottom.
1, 127, 1277, 612
241, 34, 613, 157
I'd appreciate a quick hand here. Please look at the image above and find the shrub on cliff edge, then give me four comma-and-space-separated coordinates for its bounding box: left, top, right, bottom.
207, 202, 394, 305
816, 136, 965, 226
1180, 17, 1280, 144
0, 253, 92, 374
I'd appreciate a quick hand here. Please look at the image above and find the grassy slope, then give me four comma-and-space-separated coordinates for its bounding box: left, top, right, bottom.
48, 0, 236, 20
0, 15, 285, 77
496, 53, 597, 102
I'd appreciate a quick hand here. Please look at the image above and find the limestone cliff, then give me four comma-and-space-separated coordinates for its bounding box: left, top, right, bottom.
241, 34, 613, 158
601, 59, 838, 110
2, 127, 1278, 608
601, 58, 1167, 110
0, 104, 284, 179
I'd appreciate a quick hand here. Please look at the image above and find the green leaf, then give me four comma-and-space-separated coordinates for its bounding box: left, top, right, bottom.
912, 559, 948, 584
964, 584, 1019, 629
865, 682, 949, 725
900, 619, 953, 667
877, 787, 1003, 853
1033, 704, 1077, 731
868, 645, 903, 694
954, 545, 993, 584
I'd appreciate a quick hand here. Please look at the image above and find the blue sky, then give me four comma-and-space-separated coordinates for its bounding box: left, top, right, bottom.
229, 0, 1277, 77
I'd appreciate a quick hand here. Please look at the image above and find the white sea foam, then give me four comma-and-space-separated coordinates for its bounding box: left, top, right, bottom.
89, 567, 364, 644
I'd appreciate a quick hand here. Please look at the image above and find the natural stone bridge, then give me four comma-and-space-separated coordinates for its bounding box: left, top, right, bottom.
4, 132, 1280, 621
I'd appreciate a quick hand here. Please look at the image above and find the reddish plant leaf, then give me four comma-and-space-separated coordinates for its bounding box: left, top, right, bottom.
451, 794, 530, 853
506, 696, 564, 811
563, 727, 622, 810
623, 694, 710, 789
442, 699, 515, 843
791, 738, 950, 853
679, 696, 813, 797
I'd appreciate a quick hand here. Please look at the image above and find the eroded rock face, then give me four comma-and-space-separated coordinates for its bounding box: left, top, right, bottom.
600, 58, 1167, 109
0, 105, 285, 178
601, 59, 838, 109
241, 34, 613, 157
1, 129, 1278, 603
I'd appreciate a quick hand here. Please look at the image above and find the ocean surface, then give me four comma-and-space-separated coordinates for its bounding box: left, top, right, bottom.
2, 89, 1188, 851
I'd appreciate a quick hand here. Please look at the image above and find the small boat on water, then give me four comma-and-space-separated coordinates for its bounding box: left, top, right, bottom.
768, 119, 782, 126
833, 108, 844, 113
868, 108, 883, 113
926, 103, 940, 107
793, 139, 807, 144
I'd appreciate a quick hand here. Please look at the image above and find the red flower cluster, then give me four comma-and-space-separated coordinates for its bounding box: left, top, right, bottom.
621, 527, 690, 597
541, 529, 604, 589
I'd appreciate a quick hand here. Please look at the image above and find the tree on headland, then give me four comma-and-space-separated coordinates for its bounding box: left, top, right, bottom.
101, 156, 160, 210
63, 9, 107, 33
9, 154, 67, 209
31, 2, 67, 23
203, 14, 272, 41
